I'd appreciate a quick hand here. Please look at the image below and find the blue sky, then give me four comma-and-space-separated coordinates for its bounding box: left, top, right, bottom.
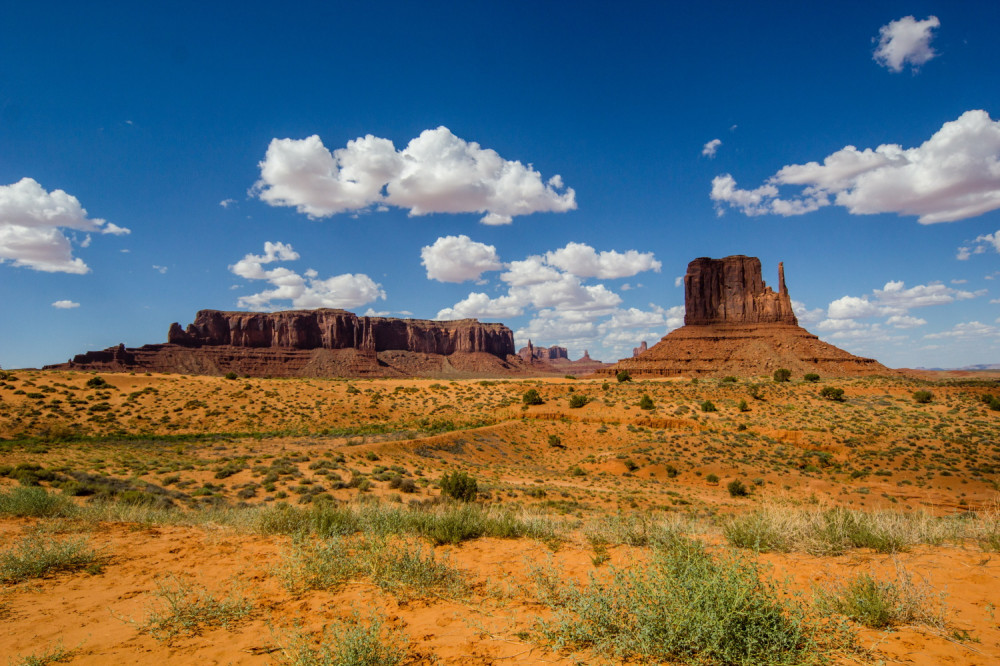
2, 2, 999, 370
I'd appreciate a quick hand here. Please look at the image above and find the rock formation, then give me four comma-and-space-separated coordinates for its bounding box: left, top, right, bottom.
46, 309, 526, 378
632, 341, 648, 357
516, 341, 608, 373
517, 341, 569, 362
602, 256, 893, 378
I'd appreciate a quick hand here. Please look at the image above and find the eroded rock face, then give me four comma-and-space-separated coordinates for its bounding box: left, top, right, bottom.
167, 309, 514, 357
684, 256, 797, 326
632, 341, 648, 357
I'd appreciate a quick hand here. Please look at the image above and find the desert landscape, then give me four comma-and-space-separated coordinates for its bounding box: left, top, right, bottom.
2, 364, 999, 664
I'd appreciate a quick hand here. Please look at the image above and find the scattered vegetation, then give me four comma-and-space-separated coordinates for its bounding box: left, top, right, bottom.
773, 368, 791, 383
819, 386, 845, 402
522, 388, 543, 405
912, 389, 933, 404
616, 370, 632, 383
439, 471, 478, 502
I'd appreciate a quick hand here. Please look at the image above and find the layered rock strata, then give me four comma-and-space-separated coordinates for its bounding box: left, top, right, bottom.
46, 309, 524, 378
603, 256, 893, 378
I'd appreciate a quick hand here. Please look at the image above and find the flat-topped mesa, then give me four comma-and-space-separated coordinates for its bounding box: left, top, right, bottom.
684, 255, 797, 326
167, 309, 514, 357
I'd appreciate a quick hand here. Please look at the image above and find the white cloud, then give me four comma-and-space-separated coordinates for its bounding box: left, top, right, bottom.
253, 127, 576, 225
886, 314, 927, 329
219, 198, 236, 208
791, 299, 825, 325
500, 256, 563, 286
702, 139, 722, 158
873, 15, 940, 73
950, 279, 967, 284
925, 321, 998, 340
436, 292, 525, 320
152, 265, 168, 274
544, 242, 661, 279
711, 110, 1000, 224
51, 300, 80, 309
674, 276, 683, 288
0, 178, 129, 274
958, 229, 1000, 260
420, 235, 502, 283
230, 242, 385, 311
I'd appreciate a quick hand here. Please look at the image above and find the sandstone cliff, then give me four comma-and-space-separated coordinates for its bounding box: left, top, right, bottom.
684, 255, 797, 326
46, 310, 523, 378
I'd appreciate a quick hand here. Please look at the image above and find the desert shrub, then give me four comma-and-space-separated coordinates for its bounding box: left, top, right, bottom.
0, 486, 74, 518
912, 390, 933, 404
224, 371, 238, 380
439, 471, 478, 502
706, 474, 719, 485
664, 464, 678, 478
532, 535, 829, 665
616, 370, 632, 383
699, 400, 716, 412
803, 373, 820, 382
814, 567, 945, 629
86, 376, 110, 389
547, 434, 564, 448
819, 386, 845, 402
138, 575, 255, 640
638, 394, 654, 410
747, 383, 763, 400
721, 375, 737, 383
279, 613, 408, 666
737, 399, 749, 412
0, 535, 101, 583
727, 479, 749, 497
981, 394, 1000, 410
623, 459, 639, 472
773, 368, 791, 383
569, 394, 589, 408
522, 389, 544, 406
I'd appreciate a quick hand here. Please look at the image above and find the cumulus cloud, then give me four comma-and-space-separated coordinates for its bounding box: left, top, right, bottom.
957, 229, 1000, 260
791, 299, 825, 326
435, 241, 670, 358
873, 15, 940, 73
420, 235, 502, 283
711, 110, 1000, 224
702, 139, 722, 158
230, 242, 385, 311
0, 178, 129, 274
253, 127, 576, 225
51, 300, 80, 309
925, 321, 998, 339
544, 242, 661, 279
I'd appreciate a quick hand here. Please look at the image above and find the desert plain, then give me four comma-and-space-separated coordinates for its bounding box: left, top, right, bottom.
1, 368, 999, 665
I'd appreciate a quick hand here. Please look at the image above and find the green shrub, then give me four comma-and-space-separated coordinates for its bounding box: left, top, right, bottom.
814, 568, 945, 630
912, 390, 932, 404
531, 535, 829, 665
819, 386, 845, 402
699, 400, 716, 412
547, 434, 564, 448
803, 373, 820, 382
737, 399, 749, 412
727, 479, 749, 497
616, 370, 632, 383
522, 389, 543, 405
773, 368, 791, 383
224, 371, 238, 380
0, 486, 74, 518
568, 394, 589, 408
706, 473, 719, 485
279, 613, 408, 666
138, 575, 255, 640
86, 376, 110, 389
0, 535, 101, 583
638, 394, 654, 410
721, 376, 737, 383
440, 471, 477, 502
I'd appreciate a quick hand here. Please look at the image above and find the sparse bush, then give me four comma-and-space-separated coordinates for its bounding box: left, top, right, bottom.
819, 386, 845, 402
737, 399, 749, 412
224, 371, 238, 380
138, 575, 254, 640
616, 370, 632, 383
721, 376, 737, 383
699, 400, 716, 412
0, 486, 73, 518
0, 535, 101, 583
706, 473, 719, 485
440, 471, 477, 502
773, 368, 791, 383
547, 434, 564, 448
912, 390, 933, 404
522, 388, 544, 405
804, 373, 820, 382
568, 394, 589, 408
86, 376, 110, 389
278, 613, 408, 666
531, 535, 831, 665
638, 394, 654, 410
727, 479, 749, 497
814, 567, 945, 629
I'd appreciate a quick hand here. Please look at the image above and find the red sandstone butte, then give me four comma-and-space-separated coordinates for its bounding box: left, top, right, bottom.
602, 255, 894, 378
45, 309, 527, 378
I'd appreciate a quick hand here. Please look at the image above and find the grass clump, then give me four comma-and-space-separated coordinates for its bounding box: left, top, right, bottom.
0, 486, 74, 518
532, 535, 836, 665
279, 613, 408, 666
137, 575, 255, 640
10, 642, 75, 666
814, 565, 946, 629
0, 534, 101, 583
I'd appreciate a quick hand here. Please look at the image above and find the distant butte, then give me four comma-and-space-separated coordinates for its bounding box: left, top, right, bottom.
45, 309, 530, 378
603, 255, 894, 378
